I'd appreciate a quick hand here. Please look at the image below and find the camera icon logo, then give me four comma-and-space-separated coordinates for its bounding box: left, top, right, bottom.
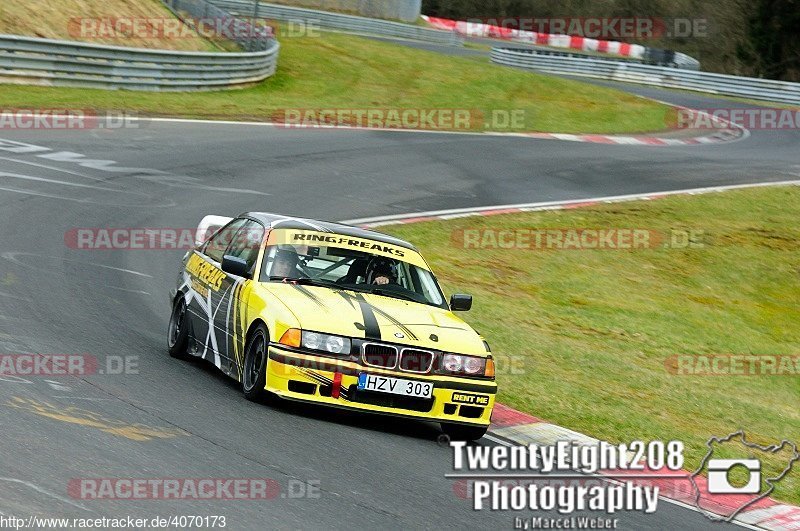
707, 459, 761, 494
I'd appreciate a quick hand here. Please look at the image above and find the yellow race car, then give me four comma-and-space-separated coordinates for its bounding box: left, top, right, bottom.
168, 213, 496, 440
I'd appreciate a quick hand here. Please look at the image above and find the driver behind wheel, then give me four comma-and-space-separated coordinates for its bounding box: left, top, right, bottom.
271, 249, 301, 278
365, 257, 398, 285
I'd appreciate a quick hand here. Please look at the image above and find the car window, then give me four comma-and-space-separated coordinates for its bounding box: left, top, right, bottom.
259, 238, 446, 308
225, 220, 265, 275
203, 218, 246, 263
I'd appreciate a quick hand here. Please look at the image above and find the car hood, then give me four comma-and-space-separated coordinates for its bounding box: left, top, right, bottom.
259, 283, 487, 355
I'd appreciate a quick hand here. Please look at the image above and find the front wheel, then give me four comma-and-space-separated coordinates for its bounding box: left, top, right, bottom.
168, 297, 190, 359
441, 423, 488, 442
242, 324, 270, 402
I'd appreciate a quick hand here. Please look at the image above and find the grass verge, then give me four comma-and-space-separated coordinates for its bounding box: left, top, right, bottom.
382, 185, 800, 505
0, 29, 673, 134
0, 0, 221, 51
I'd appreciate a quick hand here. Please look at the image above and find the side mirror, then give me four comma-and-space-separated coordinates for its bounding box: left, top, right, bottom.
450, 294, 472, 311
222, 255, 249, 278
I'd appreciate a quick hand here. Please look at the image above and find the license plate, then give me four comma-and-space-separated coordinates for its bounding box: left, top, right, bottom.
358, 373, 433, 398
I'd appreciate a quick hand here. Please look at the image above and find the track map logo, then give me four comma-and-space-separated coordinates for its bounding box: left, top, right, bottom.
690, 431, 799, 521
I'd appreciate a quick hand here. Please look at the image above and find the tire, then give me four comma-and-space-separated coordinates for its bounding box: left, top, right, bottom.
242, 323, 270, 402
440, 423, 488, 442
168, 297, 190, 359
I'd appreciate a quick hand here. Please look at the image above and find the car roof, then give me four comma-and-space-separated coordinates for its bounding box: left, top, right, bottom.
241, 212, 418, 251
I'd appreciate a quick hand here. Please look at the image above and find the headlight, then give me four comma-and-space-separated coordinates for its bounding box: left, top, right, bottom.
441, 353, 487, 376
442, 354, 463, 372
301, 331, 351, 355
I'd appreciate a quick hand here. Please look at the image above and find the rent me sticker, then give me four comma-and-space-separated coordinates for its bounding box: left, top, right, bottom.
452, 392, 490, 405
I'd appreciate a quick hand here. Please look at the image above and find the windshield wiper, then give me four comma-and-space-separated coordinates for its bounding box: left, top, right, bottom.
368, 288, 419, 303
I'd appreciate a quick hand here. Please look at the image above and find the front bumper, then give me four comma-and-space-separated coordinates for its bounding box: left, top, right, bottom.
266, 345, 496, 426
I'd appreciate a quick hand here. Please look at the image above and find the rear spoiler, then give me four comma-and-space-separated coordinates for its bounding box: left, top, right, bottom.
195, 215, 234, 247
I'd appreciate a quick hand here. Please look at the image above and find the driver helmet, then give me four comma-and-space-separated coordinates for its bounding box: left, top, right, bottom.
365, 257, 398, 284
272, 249, 299, 276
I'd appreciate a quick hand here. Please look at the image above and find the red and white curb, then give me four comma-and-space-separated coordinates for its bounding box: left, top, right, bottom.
516, 127, 745, 146
342, 180, 800, 530
496, 100, 748, 146
343, 180, 800, 229
152, 117, 746, 146
111, 111, 748, 148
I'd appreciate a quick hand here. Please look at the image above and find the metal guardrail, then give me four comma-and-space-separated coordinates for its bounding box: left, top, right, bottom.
491, 48, 800, 105
0, 0, 279, 91
209, 0, 461, 45
509, 47, 699, 70
164, 0, 274, 51
261, 0, 421, 22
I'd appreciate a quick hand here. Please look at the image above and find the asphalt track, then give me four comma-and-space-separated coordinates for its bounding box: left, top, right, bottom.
0, 55, 797, 529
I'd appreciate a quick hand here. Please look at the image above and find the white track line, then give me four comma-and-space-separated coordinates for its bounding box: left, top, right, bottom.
0, 477, 90, 512
341, 179, 800, 226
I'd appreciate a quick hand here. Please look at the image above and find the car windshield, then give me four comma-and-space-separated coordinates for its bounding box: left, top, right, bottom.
259, 229, 446, 308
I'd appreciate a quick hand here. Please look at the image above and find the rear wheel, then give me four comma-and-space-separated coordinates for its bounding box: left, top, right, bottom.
243, 324, 270, 402
168, 297, 190, 359
440, 423, 488, 442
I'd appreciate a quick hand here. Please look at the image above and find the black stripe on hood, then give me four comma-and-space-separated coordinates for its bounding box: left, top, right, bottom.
338, 291, 381, 340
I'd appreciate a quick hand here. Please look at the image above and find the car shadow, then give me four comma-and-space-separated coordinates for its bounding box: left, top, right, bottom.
189, 356, 447, 444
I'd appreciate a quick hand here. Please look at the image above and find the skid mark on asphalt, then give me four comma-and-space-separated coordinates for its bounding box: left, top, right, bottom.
0, 374, 121, 401
0, 154, 175, 207
14, 254, 151, 279
0, 291, 31, 302
0, 477, 91, 512
50, 396, 116, 401
1, 252, 152, 296
0, 156, 110, 182
0, 138, 271, 198
44, 380, 72, 392
0, 176, 171, 208
0, 171, 128, 192
6, 397, 189, 441
0, 332, 41, 353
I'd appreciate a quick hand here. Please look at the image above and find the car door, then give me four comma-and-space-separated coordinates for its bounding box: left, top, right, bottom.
185, 217, 246, 364
212, 219, 266, 378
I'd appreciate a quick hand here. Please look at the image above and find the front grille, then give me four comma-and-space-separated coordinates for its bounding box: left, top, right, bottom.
348, 386, 434, 412
362, 343, 398, 369
399, 348, 434, 374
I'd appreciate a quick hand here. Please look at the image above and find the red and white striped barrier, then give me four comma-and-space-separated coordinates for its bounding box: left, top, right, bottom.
422, 15, 646, 59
